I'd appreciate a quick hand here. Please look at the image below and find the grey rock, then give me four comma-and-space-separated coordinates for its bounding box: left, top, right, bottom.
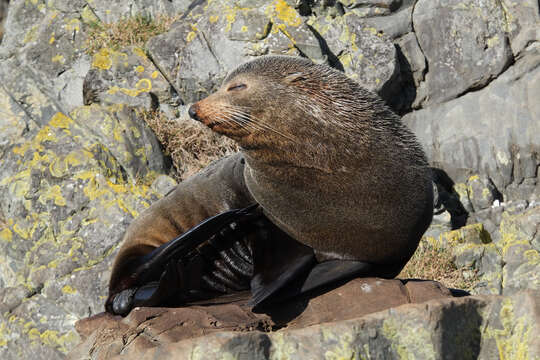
151, 175, 178, 196
501, 0, 540, 56
467, 175, 497, 212
360, 0, 416, 39
404, 50, 540, 195
83, 46, 176, 109
413, 0, 513, 105
85, 0, 191, 24
0, 2, 90, 125
308, 14, 400, 98
0, 0, 7, 41
395, 32, 426, 86
70, 105, 169, 181
499, 206, 540, 295
0, 106, 166, 358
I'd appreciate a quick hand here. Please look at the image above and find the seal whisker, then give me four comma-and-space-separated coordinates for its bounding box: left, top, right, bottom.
223, 106, 299, 144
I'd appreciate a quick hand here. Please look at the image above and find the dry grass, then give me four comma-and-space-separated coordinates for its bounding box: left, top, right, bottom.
85, 14, 178, 55
140, 109, 239, 181
399, 242, 479, 291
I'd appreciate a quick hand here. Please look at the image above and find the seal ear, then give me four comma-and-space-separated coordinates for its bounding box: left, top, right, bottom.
284, 72, 307, 84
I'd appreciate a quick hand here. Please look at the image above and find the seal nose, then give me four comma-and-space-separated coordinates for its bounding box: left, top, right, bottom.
188, 104, 199, 121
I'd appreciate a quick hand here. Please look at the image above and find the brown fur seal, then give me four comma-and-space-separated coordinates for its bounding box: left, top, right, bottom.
106, 56, 433, 314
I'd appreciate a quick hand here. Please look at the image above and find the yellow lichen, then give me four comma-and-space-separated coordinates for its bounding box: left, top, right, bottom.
92, 48, 112, 70
186, 31, 197, 42
51, 54, 65, 64
106, 78, 152, 97
485, 298, 533, 360
0, 228, 13, 242
81, 5, 99, 24
65, 18, 81, 33
61, 285, 77, 294
39, 185, 66, 206
49, 112, 73, 129
271, 0, 302, 27
28, 328, 41, 340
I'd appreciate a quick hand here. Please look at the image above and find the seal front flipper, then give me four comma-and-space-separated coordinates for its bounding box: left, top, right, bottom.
265, 260, 375, 306
106, 204, 260, 315
248, 221, 316, 307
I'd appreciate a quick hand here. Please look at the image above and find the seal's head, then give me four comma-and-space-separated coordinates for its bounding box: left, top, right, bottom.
188, 56, 380, 169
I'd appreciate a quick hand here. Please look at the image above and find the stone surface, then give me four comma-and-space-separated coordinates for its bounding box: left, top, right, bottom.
501, 0, 540, 56
413, 0, 513, 106
0, 0, 7, 41
84, 0, 190, 24
68, 278, 455, 359
83, 47, 177, 109
404, 49, 540, 196
308, 14, 400, 98
70, 287, 540, 360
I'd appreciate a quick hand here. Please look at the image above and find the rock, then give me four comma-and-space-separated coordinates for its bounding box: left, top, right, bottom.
412, 0, 513, 106
359, 0, 416, 39
84, 0, 190, 24
83, 47, 177, 109
0, 109, 166, 359
499, 206, 540, 295
151, 175, 177, 197
467, 175, 498, 211
68, 278, 454, 358
424, 223, 503, 295
0, 0, 8, 41
69, 287, 540, 360
395, 32, 426, 86
307, 14, 400, 103
501, 0, 540, 56
0, 1, 90, 125
404, 49, 540, 196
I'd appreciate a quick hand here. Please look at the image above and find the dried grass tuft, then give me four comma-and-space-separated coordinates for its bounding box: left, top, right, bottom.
399, 242, 479, 291
140, 109, 239, 181
85, 14, 177, 55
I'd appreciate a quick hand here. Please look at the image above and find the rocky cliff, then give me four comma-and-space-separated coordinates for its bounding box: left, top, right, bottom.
0, 0, 538, 359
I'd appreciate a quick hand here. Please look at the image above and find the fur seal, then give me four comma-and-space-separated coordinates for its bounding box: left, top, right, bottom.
106, 56, 433, 315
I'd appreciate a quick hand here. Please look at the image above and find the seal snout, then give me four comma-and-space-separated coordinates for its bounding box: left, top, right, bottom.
188, 104, 200, 121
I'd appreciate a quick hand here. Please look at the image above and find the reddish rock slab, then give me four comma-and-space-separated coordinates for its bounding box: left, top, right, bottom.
69, 278, 454, 359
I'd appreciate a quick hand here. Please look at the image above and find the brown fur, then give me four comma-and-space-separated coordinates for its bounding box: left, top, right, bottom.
109, 56, 433, 299
191, 56, 433, 266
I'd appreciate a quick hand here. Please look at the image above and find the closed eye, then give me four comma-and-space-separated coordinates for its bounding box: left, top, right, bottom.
227, 83, 247, 91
